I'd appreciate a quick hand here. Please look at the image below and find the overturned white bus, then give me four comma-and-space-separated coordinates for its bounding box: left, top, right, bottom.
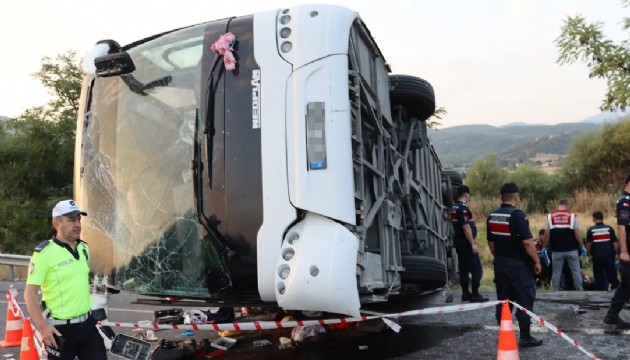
75, 4, 458, 317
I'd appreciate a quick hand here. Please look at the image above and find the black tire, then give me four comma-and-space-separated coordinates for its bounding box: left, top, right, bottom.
443, 170, 463, 186
443, 170, 463, 203
441, 176, 454, 207
400, 255, 447, 290
390, 75, 435, 121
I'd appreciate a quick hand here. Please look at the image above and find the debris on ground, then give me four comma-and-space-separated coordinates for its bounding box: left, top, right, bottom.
154, 308, 184, 324
217, 329, 243, 337
278, 337, 293, 350
573, 306, 588, 315
210, 336, 237, 351
291, 324, 326, 342
253, 339, 272, 347
184, 307, 235, 324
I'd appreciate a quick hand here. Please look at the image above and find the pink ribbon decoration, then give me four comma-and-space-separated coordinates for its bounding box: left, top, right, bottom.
211, 32, 237, 71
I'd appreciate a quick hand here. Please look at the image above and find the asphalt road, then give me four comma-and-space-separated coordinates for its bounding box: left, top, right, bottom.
1, 281, 628, 359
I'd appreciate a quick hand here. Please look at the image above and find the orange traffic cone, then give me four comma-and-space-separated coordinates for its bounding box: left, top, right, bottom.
497, 302, 519, 360
19, 318, 39, 360
0, 288, 23, 347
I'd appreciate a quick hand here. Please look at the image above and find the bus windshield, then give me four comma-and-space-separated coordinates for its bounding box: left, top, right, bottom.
77, 24, 228, 297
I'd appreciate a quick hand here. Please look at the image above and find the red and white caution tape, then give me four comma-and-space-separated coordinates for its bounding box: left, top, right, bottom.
509, 300, 600, 360
3, 283, 602, 359
99, 300, 503, 331
6, 285, 23, 318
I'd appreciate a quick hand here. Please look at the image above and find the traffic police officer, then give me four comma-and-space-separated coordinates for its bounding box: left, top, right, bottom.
604, 174, 630, 328
24, 200, 107, 359
586, 210, 619, 291
487, 183, 543, 347
450, 185, 488, 302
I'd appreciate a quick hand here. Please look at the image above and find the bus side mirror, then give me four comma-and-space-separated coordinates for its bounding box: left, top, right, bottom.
94, 52, 136, 77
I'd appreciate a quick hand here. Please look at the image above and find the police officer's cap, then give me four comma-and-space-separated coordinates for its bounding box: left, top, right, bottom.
500, 182, 518, 194
52, 200, 87, 218
457, 185, 472, 197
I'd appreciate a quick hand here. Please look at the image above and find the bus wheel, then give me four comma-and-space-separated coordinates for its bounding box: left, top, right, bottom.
441, 176, 454, 207
400, 255, 447, 290
389, 75, 435, 121
443, 170, 463, 204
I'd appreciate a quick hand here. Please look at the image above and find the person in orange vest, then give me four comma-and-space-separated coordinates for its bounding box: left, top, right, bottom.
543, 199, 585, 291
604, 174, 630, 329
586, 210, 619, 291
23, 200, 106, 359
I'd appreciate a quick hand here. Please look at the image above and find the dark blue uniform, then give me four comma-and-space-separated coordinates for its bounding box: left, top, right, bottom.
610, 192, 630, 310
451, 201, 482, 294
487, 204, 536, 333
586, 222, 619, 290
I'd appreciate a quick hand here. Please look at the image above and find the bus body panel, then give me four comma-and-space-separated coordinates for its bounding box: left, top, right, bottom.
253, 8, 297, 301
277, 5, 357, 70
285, 55, 355, 226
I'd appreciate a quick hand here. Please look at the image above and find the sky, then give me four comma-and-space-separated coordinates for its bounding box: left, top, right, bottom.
0, 0, 627, 128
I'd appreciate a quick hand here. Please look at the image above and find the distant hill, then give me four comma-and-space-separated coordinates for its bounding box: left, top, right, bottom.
580, 110, 630, 124
429, 123, 600, 166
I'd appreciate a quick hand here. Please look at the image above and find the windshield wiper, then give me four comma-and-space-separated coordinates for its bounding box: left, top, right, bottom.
122, 74, 172, 96
203, 54, 224, 188
204, 18, 235, 189
192, 108, 231, 251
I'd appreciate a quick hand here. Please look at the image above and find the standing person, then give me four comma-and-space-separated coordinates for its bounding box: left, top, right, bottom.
23, 200, 107, 359
450, 185, 488, 302
586, 211, 619, 291
604, 174, 630, 328
543, 199, 586, 291
534, 229, 552, 286
487, 183, 543, 347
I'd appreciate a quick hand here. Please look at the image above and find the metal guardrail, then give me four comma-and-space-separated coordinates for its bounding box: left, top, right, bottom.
0, 254, 31, 280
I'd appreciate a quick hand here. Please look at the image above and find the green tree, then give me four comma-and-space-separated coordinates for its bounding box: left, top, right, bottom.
507, 165, 564, 213
427, 106, 446, 129
466, 154, 508, 197
560, 120, 630, 190
556, 0, 630, 110
0, 51, 81, 254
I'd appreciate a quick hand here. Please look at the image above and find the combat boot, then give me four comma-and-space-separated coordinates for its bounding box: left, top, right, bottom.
469, 293, 489, 303
604, 305, 630, 329
519, 333, 543, 347
461, 286, 471, 302
469, 285, 488, 302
